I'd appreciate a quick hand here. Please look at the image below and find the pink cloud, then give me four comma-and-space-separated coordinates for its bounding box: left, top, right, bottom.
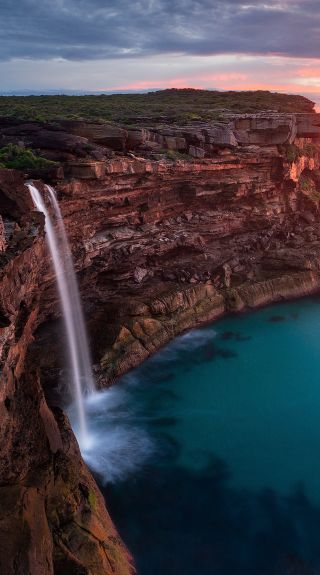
98, 55, 320, 102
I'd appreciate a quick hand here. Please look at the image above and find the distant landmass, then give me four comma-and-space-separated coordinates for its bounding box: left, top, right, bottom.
0, 89, 154, 96
0, 89, 315, 125
1, 88, 319, 110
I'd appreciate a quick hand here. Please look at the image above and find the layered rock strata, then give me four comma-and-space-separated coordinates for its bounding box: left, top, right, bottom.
1, 110, 320, 573
0, 174, 134, 574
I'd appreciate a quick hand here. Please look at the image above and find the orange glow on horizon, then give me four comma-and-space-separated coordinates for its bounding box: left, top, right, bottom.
97, 57, 320, 104
101, 77, 320, 99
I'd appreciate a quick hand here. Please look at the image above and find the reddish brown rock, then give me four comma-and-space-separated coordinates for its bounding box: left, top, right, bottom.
0, 170, 133, 575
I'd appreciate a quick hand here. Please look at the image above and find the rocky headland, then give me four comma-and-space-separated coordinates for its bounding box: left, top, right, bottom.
1, 91, 320, 574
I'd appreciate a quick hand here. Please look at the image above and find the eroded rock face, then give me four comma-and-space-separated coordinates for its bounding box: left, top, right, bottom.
231, 113, 298, 145
2, 112, 320, 161
1, 112, 320, 573
0, 404, 134, 575
0, 174, 134, 575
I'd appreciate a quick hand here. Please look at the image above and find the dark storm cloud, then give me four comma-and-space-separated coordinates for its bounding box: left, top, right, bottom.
1, 0, 319, 61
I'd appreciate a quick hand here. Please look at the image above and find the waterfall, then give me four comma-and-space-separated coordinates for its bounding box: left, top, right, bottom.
45, 185, 95, 395
27, 183, 94, 447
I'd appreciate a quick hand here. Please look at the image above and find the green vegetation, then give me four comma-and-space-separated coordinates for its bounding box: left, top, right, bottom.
298, 173, 320, 203
301, 143, 318, 158
161, 149, 192, 161
0, 144, 56, 170
280, 142, 319, 163
0, 89, 314, 125
299, 174, 315, 192
282, 144, 300, 162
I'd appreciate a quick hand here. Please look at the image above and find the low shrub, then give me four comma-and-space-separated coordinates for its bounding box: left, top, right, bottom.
0, 144, 56, 170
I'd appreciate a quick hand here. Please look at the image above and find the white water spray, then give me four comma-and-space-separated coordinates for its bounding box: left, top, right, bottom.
27, 183, 94, 447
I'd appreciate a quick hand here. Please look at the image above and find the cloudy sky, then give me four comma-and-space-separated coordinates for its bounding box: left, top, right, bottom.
1, 0, 320, 102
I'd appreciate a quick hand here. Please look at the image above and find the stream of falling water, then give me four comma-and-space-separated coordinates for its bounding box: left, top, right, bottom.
27, 183, 94, 447
27, 182, 154, 479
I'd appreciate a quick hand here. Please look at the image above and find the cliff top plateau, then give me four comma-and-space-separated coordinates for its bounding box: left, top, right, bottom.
0, 88, 315, 125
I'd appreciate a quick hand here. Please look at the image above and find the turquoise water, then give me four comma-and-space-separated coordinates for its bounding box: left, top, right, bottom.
86, 298, 320, 574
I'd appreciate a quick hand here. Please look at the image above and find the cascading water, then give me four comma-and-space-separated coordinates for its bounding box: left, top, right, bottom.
27, 182, 153, 480
46, 185, 95, 395
27, 183, 94, 448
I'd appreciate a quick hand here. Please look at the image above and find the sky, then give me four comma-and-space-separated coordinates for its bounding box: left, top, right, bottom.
1, 0, 320, 103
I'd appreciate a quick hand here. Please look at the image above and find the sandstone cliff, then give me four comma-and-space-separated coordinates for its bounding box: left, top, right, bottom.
1, 108, 320, 573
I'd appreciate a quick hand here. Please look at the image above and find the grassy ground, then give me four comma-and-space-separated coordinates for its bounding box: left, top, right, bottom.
0, 89, 314, 125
